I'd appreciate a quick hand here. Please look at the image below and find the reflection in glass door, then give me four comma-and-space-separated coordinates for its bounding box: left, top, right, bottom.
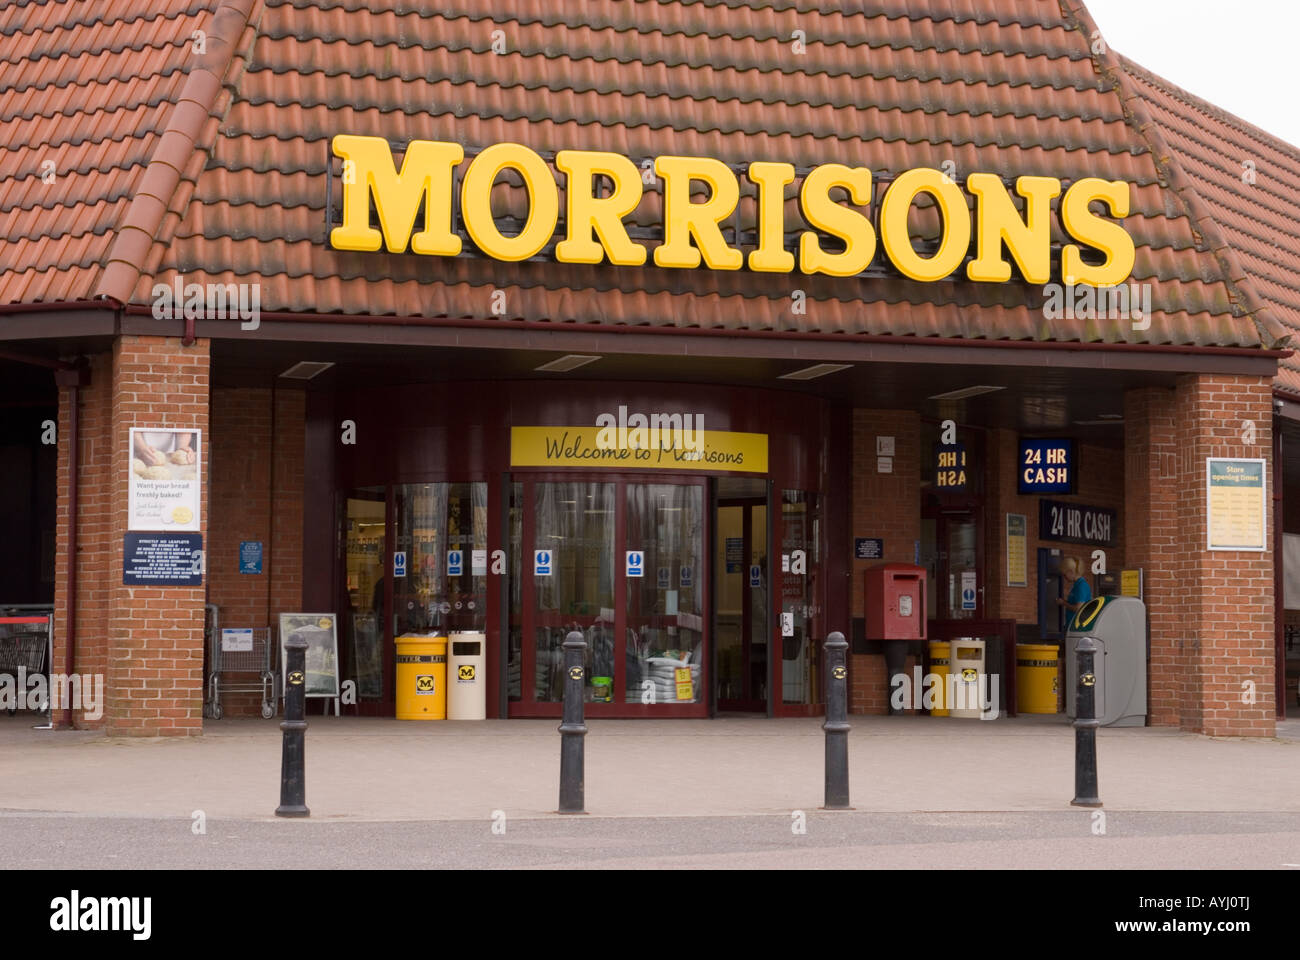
341, 487, 387, 709
512, 475, 708, 716
779, 490, 821, 709
921, 509, 982, 620
625, 482, 704, 705
714, 487, 767, 712
391, 483, 488, 639
531, 482, 615, 702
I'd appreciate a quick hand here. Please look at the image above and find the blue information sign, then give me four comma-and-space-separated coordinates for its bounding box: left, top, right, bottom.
1018, 438, 1075, 494
123, 533, 203, 586
239, 540, 262, 575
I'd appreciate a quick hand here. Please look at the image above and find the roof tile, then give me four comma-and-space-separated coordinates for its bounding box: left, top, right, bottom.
0, 0, 1286, 355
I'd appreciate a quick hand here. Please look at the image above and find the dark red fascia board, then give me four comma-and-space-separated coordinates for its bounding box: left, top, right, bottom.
108, 303, 1296, 361
4, 298, 1290, 362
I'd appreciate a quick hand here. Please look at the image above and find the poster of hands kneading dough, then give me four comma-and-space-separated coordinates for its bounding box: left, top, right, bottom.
128, 428, 202, 532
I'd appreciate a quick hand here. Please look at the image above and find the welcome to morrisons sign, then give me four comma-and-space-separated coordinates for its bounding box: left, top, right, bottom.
327, 134, 1135, 287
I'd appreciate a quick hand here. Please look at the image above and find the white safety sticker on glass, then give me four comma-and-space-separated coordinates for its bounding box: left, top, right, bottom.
471, 549, 487, 576
899, 595, 913, 617
781, 611, 794, 637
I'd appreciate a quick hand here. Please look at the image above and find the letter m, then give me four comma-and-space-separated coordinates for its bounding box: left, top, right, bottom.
101, 898, 128, 930
207, 283, 238, 318
330, 135, 463, 256
51, 673, 80, 710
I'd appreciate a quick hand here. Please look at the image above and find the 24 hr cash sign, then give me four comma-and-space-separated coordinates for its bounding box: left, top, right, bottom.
328, 135, 1136, 287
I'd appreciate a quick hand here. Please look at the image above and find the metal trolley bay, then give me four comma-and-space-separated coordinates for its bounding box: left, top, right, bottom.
0, 614, 52, 720
207, 617, 276, 719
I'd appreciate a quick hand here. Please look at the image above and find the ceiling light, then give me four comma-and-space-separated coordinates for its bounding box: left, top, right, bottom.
535, 354, 601, 372
927, 384, 1005, 401
279, 361, 335, 380
1072, 419, 1125, 427
778, 363, 853, 381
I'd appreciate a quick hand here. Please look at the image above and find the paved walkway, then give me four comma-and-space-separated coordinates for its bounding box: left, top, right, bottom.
2, 713, 1299, 821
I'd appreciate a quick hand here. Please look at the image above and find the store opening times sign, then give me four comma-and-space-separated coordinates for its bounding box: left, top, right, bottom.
328, 136, 1136, 287
1207, 458, 1266, 551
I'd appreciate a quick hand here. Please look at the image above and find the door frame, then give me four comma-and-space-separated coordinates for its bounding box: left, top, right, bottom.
508, 471, 711, 718
772, 485, 826, 718
922, 501, 988, 621
714, 492, 770, 713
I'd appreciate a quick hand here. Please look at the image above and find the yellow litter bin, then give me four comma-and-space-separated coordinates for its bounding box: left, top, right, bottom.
395, 635, 447, 720
1016, 643, 1059, 714
928, 640, 950, 717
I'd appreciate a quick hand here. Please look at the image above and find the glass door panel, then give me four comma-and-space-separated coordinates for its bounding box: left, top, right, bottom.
392, 483, 488, 637
715, 505, 744, 702
532, 481, 615, 702
625, 482, 704, 705
507, 481, 523, 701
779, 490, 821, 706
342, 487, 386, 703
946, 515, 979, 620
714, 497, 767, 711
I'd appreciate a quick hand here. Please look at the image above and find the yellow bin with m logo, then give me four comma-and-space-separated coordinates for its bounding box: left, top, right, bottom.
396, 635, 447, 720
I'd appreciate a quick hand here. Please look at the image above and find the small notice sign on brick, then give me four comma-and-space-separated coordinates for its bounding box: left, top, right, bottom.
123, 533, 204, 585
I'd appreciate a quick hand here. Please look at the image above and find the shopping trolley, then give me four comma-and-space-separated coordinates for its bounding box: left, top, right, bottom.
207, 624, 276, 719
0, 616, 51, 717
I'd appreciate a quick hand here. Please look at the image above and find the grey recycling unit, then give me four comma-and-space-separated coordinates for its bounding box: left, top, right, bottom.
1065, 595, 1147, 727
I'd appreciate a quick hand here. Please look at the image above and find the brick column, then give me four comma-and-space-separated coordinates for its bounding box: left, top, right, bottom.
1126, 374, 1274, 736
848, 408, 921, 714
55, 336, 211, 735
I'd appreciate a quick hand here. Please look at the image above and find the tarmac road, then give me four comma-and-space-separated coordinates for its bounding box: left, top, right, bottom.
3, 810, 1299, 870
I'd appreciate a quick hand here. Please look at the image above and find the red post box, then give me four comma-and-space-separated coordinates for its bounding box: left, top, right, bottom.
864, 563, 927, 640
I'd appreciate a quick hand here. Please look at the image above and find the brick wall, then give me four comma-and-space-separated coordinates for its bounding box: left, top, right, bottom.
54, 336, 211, 735
207, 387, 305, 716
849, 409, 920, 713
850, 653, 917, 714
1126, 375, 1274, 736
52, 352, 113, 728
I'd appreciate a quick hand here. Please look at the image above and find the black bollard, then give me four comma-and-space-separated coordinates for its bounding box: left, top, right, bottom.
275, 634, 310, 818
558, 630, 587, 814
1070, 634, 1102, 808
822, 631, 852, 810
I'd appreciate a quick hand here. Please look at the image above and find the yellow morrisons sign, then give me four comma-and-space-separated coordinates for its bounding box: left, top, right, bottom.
329, 135, 1135, 287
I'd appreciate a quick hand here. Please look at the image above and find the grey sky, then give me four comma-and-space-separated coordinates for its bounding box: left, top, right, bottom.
1084, 0, 1300, 149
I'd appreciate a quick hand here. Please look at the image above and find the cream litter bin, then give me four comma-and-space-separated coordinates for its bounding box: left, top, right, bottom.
447, 631, 487, 720
949, 638, 986, 719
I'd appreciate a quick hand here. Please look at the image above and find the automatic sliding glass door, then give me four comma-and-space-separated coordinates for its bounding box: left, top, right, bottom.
512, 474, 707, 716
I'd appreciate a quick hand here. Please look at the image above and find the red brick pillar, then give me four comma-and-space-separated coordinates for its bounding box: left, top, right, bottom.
55, 336, 211, 735
1126, 375, 1274, 736
848, 408, 921, 714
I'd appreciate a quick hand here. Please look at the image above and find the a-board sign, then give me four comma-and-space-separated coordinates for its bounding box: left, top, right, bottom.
279, 613, 339, 698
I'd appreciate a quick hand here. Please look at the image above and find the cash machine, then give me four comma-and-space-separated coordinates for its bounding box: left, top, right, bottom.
1064, 595, 1147, 727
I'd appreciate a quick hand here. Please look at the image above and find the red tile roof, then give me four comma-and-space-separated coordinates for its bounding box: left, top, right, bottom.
0, 0, 1292, 356
1118, 55, 1300, 390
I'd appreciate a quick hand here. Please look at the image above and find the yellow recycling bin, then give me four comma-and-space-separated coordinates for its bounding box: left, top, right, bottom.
1016, 643, 1059, 714
928, 640, 950, 717
395, 635, 447, 720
